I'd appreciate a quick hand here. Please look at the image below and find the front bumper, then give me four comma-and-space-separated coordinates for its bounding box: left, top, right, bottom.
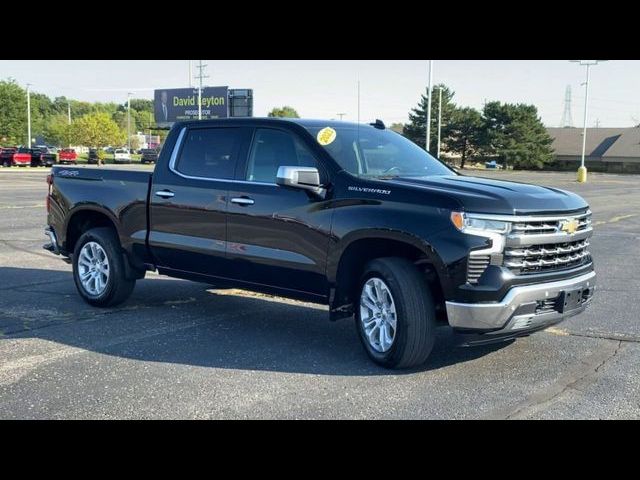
446, 270, 596, 333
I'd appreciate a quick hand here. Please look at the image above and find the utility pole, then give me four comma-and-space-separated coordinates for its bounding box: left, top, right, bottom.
337, 113, 346, 121
437, 87, 443, 159
26, 84, 32, 148
594, 118, 601, 128
127, 93, 132, 153
195, 60, 209, 120
426, 60, 433, 153
189, 60, 193, 88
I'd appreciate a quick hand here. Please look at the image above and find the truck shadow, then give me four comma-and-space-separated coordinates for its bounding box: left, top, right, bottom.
0, 267, 512, 376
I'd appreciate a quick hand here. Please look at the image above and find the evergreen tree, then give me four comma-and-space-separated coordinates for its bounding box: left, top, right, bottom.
481, 102, 555, 169
444, 107, 484, 169
403, 84, 456, 153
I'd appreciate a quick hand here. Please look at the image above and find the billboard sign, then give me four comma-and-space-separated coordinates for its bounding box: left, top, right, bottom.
154, 86, 229, 124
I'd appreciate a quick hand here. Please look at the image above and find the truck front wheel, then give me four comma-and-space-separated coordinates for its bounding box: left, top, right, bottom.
72, 227, 136, 307
355, 257, 436, 369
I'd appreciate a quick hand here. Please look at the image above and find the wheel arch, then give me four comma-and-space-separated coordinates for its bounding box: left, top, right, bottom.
328, 230, 446, 321
64, 206, 121, 255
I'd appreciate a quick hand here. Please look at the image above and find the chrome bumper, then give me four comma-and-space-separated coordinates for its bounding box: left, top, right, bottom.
446, 271, 596, 332
43, 227, 60, 255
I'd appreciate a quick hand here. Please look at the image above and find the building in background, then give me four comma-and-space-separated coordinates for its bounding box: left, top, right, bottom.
132, 132, 161, 150
547, 127, 640, 173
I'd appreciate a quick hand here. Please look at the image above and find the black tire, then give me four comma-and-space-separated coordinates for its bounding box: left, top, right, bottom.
72, 227, 135, 307
355, 257, 436, 369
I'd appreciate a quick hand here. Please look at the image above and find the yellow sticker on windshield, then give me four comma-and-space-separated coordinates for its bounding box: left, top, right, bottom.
317, 127, 337, 146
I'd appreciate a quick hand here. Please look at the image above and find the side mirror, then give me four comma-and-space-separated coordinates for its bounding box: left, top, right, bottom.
276, 166, 326, 198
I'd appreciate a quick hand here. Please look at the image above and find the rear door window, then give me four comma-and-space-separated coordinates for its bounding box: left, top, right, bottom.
176, 127, 246, 180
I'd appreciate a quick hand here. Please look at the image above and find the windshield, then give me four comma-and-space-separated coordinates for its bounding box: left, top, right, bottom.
303, 125, 455, 178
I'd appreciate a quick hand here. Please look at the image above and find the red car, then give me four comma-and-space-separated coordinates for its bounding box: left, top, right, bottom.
1, 147, 31, 167
58, 148, 77, 165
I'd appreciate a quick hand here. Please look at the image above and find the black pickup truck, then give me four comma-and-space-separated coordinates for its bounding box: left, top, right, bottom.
44, 118, 596, 368
31, 146, 57, 167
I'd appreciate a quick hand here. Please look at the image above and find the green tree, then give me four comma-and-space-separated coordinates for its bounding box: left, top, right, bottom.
43, 114, 74, 147
268, 106, 300, 118
444, 107, 484, 169
481, 102, 555, 169
0, 79, 27, 145
403, 84, 456, 152
112, 110, 137, 139
389, 122, 405, 134
129, 98, 153, 113
72, 112, 125, 149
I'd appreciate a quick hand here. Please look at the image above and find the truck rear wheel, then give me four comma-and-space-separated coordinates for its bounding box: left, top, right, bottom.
355, 257, 436, 369
72, 227, 136, 307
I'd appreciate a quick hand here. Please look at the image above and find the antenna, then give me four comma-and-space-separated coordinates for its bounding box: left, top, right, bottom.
561, 85, 573, 127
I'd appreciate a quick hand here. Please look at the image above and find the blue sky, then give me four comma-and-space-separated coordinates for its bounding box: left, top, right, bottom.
1, 60, 638, 127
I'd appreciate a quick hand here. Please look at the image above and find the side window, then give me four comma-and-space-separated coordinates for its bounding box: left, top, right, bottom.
246, 129, 319, 183
176, 128, 243, 179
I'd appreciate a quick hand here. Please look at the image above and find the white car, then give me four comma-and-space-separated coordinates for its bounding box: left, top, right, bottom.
113, 148, 131, 164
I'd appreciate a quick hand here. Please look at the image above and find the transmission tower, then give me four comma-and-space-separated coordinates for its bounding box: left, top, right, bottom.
560, 85, 573, 127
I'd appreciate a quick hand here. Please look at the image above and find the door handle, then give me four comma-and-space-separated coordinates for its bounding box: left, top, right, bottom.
231, 197, 254, 206
155, 190, 175, 198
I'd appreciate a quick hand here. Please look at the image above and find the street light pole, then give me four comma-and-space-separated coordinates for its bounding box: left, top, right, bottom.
127, 93, 132, 153
67, 101, 72, 148
437, 87, 443, 159
426, 60, 433, 153
26, 84, 32, 148
571, 60, 605, 183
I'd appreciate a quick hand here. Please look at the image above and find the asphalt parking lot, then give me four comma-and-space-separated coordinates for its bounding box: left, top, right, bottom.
0, 166, 638, 419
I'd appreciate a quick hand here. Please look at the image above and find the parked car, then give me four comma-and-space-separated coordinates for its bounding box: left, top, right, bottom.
5, 147, 33, 167
485, 160, 503, 169
43, 118, 596, 369
31, 146, 57, 167
1, 147, 18, 167
113, 148, 131, 164
87, 148, 100, 164
58, 148, 77, 165
140, 148, 159, 164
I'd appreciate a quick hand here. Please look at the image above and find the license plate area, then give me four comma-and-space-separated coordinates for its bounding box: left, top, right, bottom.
559, 288, 584, 313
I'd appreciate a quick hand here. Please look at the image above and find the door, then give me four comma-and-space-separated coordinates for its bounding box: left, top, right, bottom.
149, 125, 252, 277
226, 127, 333, 298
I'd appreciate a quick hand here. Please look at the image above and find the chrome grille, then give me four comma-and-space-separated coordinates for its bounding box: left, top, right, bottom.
504, 211, 593, 275
511, 213, 591, 236
467, 255, 491, 284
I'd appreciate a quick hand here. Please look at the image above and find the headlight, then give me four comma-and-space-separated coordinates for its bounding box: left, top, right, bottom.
450, 211, 511, 234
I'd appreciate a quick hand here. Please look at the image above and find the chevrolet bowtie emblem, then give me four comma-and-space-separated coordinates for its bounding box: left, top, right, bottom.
560, 219, 579, 234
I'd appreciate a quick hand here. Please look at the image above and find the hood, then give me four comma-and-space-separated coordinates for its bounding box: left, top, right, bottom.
388, 175, 588, 215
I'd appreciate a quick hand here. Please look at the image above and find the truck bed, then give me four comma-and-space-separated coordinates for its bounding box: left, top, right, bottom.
49, 166, 153, 261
